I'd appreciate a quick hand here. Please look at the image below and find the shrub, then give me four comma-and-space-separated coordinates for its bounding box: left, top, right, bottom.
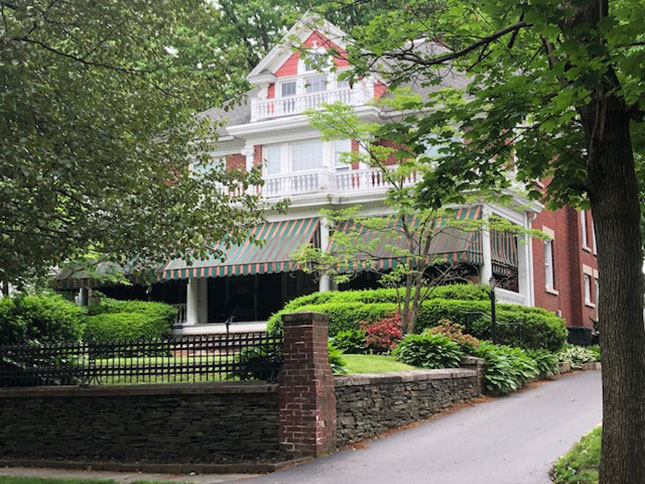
526, 349, 561, 378
231, 343, 283, 381
332, 329, 368, 354
0, 293, 85, 345
328, 341, 348, 375
557, 345, 599, 366
84, 312, 172, 341
468, 342, 538, 394
361, 313, 403, 353
589, 345, 602, 362
83, 298, 176, 341
424, 319, 480, 349
393, 333, 464, 369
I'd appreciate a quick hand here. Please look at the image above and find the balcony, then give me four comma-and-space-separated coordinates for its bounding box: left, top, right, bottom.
259, 167, 418, 199
250, 87, 365, 122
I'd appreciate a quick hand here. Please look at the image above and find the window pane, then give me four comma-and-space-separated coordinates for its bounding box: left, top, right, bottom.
281, 82, 296, 97
580, 210, 588, 247
545, 240, 554, 289
584, 274, 592, 303
265, 146, 281, 175
292, 141, 323, 171
306, 75, 327, 93
335, 139, 352, 169
192, 157, 224, 177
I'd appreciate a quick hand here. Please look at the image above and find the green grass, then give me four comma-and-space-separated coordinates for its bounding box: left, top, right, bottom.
552, 426, 601, 484
342, 354, 419, 373
0, 477, 179, 484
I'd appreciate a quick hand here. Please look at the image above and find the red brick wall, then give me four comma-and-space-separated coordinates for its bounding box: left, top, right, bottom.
225, 153, 246, 171
532, 204, 598, 329
375, 139, 401, 165
351, 139, 360, 169
278, 312, 336, 457
253, 145, 262, 168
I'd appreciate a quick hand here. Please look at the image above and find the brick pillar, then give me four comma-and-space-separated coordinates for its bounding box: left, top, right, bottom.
279, 312, 337, 457
461, 356, 486, 395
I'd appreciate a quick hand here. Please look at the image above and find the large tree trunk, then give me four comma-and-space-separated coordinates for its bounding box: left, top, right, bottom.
586, 102, 645, 483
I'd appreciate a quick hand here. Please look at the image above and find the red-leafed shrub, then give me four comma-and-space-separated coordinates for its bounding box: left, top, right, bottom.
424, 319, 480, 349
361, 313, 403, 353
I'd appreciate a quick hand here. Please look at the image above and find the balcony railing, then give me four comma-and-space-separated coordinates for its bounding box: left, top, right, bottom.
251, 88, 363, 121
495, 287, 526, 306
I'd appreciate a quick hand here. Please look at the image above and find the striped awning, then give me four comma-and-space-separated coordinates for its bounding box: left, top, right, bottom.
162, 218, 320, 280
329, 206, 483, 271
491, 230, 519, 277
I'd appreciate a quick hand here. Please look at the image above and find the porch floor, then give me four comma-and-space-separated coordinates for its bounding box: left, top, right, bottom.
172, 321, 268, 335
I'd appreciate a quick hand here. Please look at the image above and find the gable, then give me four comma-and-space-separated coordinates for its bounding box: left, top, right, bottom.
274, 30, 349, 78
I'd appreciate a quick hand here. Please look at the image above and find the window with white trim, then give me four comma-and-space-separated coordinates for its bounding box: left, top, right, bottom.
264, 145, 281, 176
591, 219, 597, 254
191, 156, 224, 178
280, 81, 296, 97
595, 277, 599, 311
305, 75, 327, 93
291, 140, 323, 171
304, 52, 328, 72
581, 210, 589, 248
334, 139, 352, 171
584, 274, 593, 305
545, 240, 555, 290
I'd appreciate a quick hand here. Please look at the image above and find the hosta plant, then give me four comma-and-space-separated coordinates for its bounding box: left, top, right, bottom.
393, 333, 464, 369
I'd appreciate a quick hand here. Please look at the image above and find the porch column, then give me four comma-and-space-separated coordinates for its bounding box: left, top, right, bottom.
78, 288, 89, 306
185, 278, 208, 326
480, 206, 493, 285
517, 232, 532, 306
319, 217, 331, 292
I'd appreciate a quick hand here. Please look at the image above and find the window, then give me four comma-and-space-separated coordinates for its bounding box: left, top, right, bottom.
334, 139, 352, 170
304, 52, 327, 72
595, 277, 599, 315
545, 240, 555, 290
591, 219, 597, 254
264, 145, 281, 176
281, 81, 296, 97
581, 210, 589, 248
191, 157, 224, 178
306, 75, 327, 93
337, 77, 350, 89
291, 140, 323, 171
584, 274, 593, 305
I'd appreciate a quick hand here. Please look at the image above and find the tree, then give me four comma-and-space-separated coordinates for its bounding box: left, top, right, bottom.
293, 101, 546, 334
311, 1, 645, 480
0, 0, 271, 289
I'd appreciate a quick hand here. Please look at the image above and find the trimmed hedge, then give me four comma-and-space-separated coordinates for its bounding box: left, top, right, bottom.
84, 298, 176, 341
281, 285, 490, 311
268, 288, 567, 352
0, 293, 85, 345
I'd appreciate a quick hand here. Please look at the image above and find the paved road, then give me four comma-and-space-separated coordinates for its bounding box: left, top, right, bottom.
244, 371, 602, 484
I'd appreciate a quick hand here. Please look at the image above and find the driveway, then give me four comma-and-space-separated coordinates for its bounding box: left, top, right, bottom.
245, 370, 602, 484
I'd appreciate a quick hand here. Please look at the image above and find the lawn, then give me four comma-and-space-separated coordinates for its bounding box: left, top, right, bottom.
342, 354, 419, 374
0, 477, 177, 484
552, 426, 601, 484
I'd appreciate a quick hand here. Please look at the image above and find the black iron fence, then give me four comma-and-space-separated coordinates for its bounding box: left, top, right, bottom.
0, 332, 283, 387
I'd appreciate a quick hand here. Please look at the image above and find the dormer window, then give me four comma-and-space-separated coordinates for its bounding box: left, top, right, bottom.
304, 52, 328, 72
306, 75, 327, 94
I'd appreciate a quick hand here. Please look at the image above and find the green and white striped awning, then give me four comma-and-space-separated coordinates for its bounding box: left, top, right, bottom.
329, 206, 484, 272
162, 218, 320, 280
491, 230, 519, 277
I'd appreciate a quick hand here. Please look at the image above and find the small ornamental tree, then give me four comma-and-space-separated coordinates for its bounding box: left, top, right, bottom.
293, 101, 546, 334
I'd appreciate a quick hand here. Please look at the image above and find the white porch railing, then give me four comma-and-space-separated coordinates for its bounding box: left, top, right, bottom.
334, 167, 418, 193
251, 88, 360, 121
172, 303, 187, 325
495, 287, 526, 306
263, 170, 336, 198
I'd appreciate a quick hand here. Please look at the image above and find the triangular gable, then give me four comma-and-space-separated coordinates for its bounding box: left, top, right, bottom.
274, 30, 349, 78
247, 15, 348, 83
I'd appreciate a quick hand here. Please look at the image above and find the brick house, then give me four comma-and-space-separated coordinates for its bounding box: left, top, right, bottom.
63, 17, 597, 336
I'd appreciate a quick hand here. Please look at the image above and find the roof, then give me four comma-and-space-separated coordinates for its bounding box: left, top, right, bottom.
197, 89, 255, 137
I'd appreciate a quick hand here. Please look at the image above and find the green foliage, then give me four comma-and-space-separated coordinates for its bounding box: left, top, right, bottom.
83, 298, 176, 341
231, 343, 283, 381
557, 345, 600, 366
83, 313, 170, 342
393, 333, 464, 369
328, 341, 348, 375
468, 342, 539, 395
589, 345, 602, 362
0, 0, 268, 287
0, 292, 85, 345
526, 349, 561, 379
332, 329, 368, 354
268, 288, 567, 351
552, 427, 601, 484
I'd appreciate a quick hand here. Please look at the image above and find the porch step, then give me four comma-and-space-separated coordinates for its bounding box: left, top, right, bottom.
172, 321, 268, 335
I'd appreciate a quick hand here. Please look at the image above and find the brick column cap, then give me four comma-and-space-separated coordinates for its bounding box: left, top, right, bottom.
282, 311, 329, 326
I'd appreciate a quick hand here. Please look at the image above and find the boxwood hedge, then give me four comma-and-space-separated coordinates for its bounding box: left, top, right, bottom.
268, 286, 566, 352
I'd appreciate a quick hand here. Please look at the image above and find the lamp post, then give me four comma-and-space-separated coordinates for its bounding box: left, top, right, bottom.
489, 276, 497, 344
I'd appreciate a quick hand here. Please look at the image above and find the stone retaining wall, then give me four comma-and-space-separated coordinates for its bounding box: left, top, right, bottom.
335, 368, 479, 446
0, 382, 280, 464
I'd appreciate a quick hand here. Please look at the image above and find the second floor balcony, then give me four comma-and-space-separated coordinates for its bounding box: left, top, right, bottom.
250, 87, 368, 122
